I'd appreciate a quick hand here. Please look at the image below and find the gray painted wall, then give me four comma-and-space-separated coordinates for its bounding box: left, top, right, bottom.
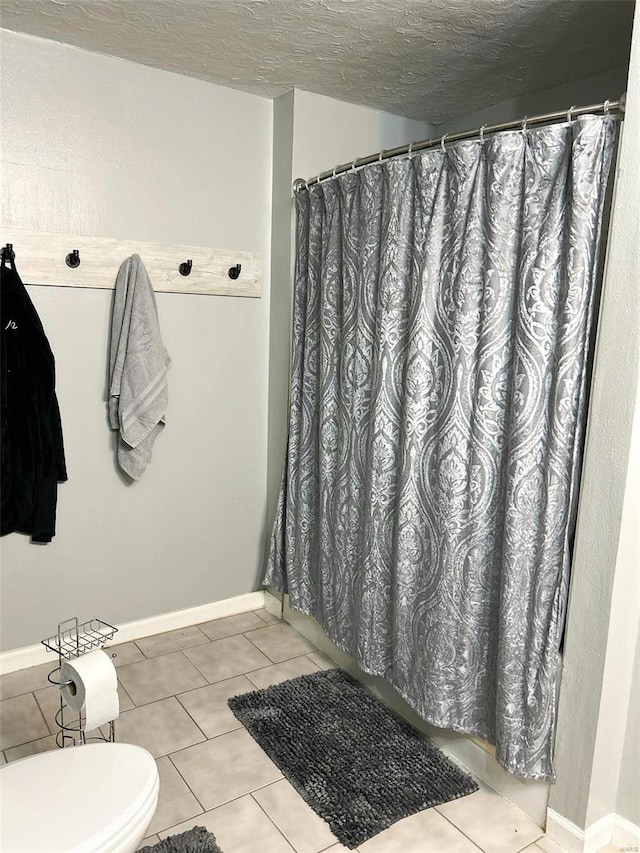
0, 30, 273, 650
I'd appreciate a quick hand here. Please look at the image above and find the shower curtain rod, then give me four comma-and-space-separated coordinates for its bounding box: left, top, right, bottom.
293, 93, 626, 192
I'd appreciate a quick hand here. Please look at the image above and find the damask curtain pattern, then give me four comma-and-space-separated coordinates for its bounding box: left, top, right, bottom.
265, 116, 618, 780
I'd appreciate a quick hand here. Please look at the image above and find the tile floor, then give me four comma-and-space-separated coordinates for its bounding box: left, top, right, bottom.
0, 607, 614, 853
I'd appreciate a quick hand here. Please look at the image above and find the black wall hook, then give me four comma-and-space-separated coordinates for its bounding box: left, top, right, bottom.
1, 243, 15, 263
228, 263, 241, 280
179, 259, 193, 277
65, 249, 81, 268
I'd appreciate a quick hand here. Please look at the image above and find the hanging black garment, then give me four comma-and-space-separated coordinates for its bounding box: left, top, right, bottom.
1, 254, 67, 542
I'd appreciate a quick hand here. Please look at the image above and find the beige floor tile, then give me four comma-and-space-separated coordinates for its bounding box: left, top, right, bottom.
139, 835, 159, 849
170, 727, 283, 810
177, 675, 252, 738
359, 808, 482, 853
4, 733, 58, 762
436, 786, 543, 853
306, 651, 336, 671
244, 624, 316, 663
135, 627, 209, 659
155, 755, 189, 799
246, 655, 321, 689
198, 611, 267, 641
0, 692, 50, 750
158, 795, 295, 852
321, 846, 354, 852
0, 662, 55, 700
116, 697, 205, 758
535, 836, 569, 852
184, 635, 272, 683
146, 791, 203, 836
118, 682, 136, 711
106, 641, 145, 667
256, 608, 283, 625
253, 778, 338, 853
118, 651, 207, 706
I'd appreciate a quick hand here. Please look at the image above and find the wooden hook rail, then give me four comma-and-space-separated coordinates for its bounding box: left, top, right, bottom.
0, 227, 262, 298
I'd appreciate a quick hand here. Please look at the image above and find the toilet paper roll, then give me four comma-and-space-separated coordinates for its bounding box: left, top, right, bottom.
60, 649, 120, 731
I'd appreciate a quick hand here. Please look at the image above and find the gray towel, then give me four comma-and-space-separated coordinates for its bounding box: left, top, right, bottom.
109, 255, 171, 479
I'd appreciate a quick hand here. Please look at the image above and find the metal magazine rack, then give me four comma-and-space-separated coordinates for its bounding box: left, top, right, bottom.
41, 617, 118, 747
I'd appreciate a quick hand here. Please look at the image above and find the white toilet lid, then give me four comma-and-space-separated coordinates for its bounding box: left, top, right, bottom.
0, 742, 159, 852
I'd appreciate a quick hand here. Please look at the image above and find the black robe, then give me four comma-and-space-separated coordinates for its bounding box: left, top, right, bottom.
1, 256, 67, 542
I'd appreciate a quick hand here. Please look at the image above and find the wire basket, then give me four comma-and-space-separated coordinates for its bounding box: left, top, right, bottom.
41, 617, 118, 660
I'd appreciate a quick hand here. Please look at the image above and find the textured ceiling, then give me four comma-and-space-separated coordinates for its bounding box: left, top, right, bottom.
1, 0, 635, 124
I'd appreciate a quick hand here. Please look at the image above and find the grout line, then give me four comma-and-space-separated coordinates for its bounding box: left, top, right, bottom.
132, 639, 147, 658
244, 652, 320, 678
162, 692, 209, 744
166, 753, 209, 813
31, 689, 52, 734
166, 752, 195, 787
435, 805, 505, 852
191, 625, 209, 642
250, 789, 297, 852
242, 625, 320, 672
3, 730, 55, 759
149, 793, 205, 836
254, 608, 279, 626
156, 773, 289, 831
117, 679, 136, 709
240, 631, 280, 663
179, 648, 215, 684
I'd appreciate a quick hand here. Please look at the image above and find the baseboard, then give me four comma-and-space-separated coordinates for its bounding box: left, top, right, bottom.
282, 595, 549, 827
546, 808, 640, 852
612, 815, 640, 849
0, 590, 265, 675
546, 809, 589, 853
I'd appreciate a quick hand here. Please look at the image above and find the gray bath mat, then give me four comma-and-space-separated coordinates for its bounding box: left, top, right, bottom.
228, 668, 479, 849
139, 826, 222, 853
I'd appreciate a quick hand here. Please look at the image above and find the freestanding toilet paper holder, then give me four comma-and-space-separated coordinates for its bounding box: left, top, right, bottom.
41, 617, 119, 748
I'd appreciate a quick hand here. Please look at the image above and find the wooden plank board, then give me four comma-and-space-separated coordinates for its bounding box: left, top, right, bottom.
0, 226, 262, 298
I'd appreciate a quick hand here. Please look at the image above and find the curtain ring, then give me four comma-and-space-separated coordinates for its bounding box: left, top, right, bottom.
350, 157, 359, 173
603, 99, 611, 115
378, 149, 385, 163
332, 166, 338, 179
304, 179, 310, 190
440, 133, 448, 153
407, 142, 414, 159
479, 125, 487, 144
567, 105, 576, 124
521, 116, 528, 133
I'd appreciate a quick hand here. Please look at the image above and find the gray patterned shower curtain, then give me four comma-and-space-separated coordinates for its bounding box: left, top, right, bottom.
265, 115, 618, 780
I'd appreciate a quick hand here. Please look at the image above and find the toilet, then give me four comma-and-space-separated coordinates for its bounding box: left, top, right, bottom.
0, 742, 159, 852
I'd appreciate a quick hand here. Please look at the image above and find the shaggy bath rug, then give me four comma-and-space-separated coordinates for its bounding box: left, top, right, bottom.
139, 826, 222, 852
228, 668, 479, 849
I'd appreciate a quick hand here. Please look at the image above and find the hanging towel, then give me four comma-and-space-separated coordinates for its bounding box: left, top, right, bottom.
1, 254, 68, 542
108, 255, 171, 479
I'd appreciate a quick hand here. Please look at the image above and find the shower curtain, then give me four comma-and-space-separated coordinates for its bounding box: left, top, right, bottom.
265, 115, 618, 781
